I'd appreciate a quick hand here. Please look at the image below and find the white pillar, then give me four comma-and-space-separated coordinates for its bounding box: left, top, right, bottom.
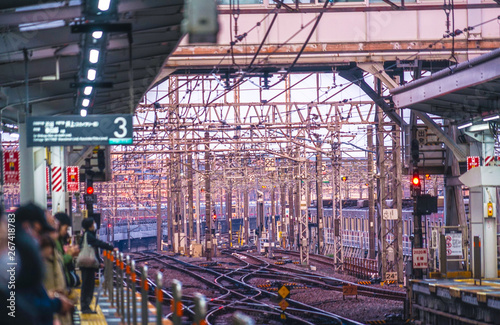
50, 146, 65, 214
483, 187, 497, 278
19, 123, 47, 208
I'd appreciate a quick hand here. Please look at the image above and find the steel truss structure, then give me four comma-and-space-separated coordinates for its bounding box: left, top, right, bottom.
105, 73, 388, 264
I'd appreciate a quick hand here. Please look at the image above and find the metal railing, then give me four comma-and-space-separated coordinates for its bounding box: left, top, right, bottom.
102, 250, 254, 325
344, 256, 378, 279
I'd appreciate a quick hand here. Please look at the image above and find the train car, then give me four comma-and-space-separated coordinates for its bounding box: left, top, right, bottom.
308, 198, 445, 257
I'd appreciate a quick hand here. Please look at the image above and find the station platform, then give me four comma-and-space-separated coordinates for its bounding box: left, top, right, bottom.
411, 278, 500, 324
72, 285, 169, 325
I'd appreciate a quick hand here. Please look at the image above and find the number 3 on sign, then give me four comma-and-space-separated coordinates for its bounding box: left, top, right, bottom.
114, 117, 127, 138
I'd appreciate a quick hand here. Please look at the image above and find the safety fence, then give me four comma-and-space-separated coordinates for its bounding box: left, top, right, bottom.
102, 251, 255, 325
344, 256, 378, 279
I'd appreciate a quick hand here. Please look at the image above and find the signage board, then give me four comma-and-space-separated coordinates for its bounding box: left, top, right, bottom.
445, 232, 462, 257
467, 156, 480, 170
27, 115, 133, 147
66, 166, 80, 192
382, 209, 398, 220
342, 285, 358, 299
412, 248, 428, 269
278, 285, 290, 299
46, 167, 50, 192
385, 272, 397, 281
3, 150, 20, 184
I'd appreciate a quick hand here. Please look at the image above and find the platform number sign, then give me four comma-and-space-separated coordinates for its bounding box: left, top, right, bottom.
467, 156, 480, 170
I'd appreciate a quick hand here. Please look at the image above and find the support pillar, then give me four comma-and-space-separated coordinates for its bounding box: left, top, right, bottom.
460, 128, 499, 278
270, 184, 276, 258
50, 146, 65, 214
244, 186, 249, 245
204, 132, 212, 261
298, 149, 309, 265
367, 126, 376, 259
188, 151, 194, 244
19, 123, 47, 207
316, 152, 324, 254
157, 177, 162, 252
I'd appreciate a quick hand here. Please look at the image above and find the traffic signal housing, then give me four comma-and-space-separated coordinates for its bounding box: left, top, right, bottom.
411, 169, 421, 196
411, 139, 420, 163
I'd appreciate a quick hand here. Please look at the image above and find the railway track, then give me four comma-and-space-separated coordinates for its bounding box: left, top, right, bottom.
234, 249, 406, 302
135, 251, 363, 325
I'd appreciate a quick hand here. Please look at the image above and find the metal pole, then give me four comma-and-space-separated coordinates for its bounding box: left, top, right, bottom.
126, 255, 131, 325
316, 152, 324, 254
131, 260, 137, 325
244, 186, 249, 246
141, 266, 148, 325
193, 293, 206, 325
156, 272, 163, 325
270, 184, 276, 258
157, 176, 162, 251
232, 312, 255, 325
171, 279, 182, 325
205, 132, 212, 261
111, 251, 116, 308
367, 126, 376, 259
120, 253, 125, 321
188, 151, 194, 245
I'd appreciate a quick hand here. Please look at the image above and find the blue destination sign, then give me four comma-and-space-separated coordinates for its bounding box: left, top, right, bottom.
27, 114, 133, 147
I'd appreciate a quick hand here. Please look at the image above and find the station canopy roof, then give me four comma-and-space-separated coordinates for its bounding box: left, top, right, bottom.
391, 48, 500, 122
0, 0, 184, 127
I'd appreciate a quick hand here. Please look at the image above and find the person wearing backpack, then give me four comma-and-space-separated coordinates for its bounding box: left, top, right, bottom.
78, 217, 114, 314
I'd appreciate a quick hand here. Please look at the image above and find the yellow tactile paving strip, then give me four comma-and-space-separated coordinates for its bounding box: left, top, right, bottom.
73, 288, 109, 325
74, 288, 172, 325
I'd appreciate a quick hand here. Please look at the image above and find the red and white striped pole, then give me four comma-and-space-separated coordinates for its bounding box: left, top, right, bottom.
50, 146, 65, 214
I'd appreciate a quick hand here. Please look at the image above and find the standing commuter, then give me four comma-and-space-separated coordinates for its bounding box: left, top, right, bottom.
54, 212, 80, 288
6, 203, 74, 325
79, 217, 114, 314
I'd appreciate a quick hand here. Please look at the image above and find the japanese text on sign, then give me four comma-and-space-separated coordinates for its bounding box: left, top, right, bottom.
27, 115, 133, 147
445, 233, 463, 257
412, 248, 428, 269
467, 156, 480, 170
3, 151, 20, 184
66, 166, 80, 192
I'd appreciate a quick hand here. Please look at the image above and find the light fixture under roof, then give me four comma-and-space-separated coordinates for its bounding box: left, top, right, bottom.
84, 86, 93, 95
92, 31, 103, 39
98, 0, 111, 11
82, 98, 90, 107
80, 108, 88, 117
87, 69, 96, 81
483, 114, 500, 122
89, 49, 100, 63
458, 121, 473, 130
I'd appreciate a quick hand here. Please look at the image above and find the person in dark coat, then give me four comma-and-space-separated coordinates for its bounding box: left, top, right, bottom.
54, 212, 80, 287
0, 203, 73, 325
79, 217, 114, 314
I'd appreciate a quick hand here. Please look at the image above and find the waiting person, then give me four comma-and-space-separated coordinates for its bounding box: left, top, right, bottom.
8, 203, 73, 325
54, 212, 80, 287
42, 212, 75, 325
79, 217, 114, 314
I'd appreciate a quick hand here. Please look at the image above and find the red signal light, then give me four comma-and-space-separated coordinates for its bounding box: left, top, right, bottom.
412, 177, 420, 186
86, 186, 94, 195
212, 214, 217, 221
